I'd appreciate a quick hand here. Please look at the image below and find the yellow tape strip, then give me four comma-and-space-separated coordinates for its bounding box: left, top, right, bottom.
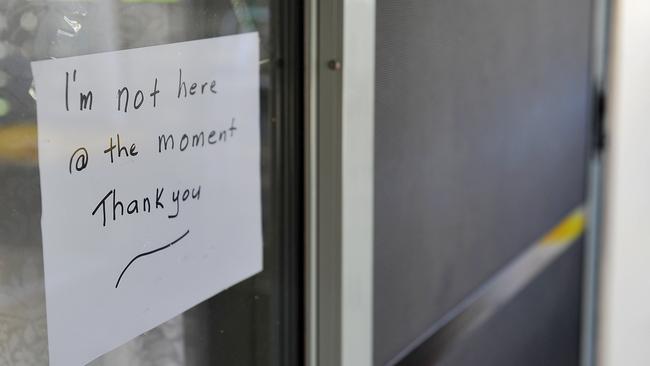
539, 207, 586, 246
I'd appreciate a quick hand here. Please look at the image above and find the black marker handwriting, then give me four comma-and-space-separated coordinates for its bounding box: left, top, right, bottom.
115, 229, 190, 288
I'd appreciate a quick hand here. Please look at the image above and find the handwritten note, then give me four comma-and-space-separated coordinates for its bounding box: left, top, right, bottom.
32, 33, 262, 366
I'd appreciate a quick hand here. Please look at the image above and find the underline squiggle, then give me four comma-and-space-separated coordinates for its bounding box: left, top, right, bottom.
115, 229, 190, 288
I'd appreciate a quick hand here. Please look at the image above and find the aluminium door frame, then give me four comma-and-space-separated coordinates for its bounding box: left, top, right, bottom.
304, 1, 376, 365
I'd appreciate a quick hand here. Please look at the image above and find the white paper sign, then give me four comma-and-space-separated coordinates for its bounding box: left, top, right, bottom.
32, 33, 262, 365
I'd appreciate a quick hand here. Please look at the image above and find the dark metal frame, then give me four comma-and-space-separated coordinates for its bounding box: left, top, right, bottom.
269, 1, 305, 365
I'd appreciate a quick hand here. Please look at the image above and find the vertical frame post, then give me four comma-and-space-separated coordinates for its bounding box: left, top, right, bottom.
305, 0, 375, 365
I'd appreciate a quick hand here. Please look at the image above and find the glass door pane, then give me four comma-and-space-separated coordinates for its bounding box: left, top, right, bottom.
0, 1, 302, 365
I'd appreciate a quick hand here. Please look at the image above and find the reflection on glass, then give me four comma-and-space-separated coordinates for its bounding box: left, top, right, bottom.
0, 1, 280, 365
